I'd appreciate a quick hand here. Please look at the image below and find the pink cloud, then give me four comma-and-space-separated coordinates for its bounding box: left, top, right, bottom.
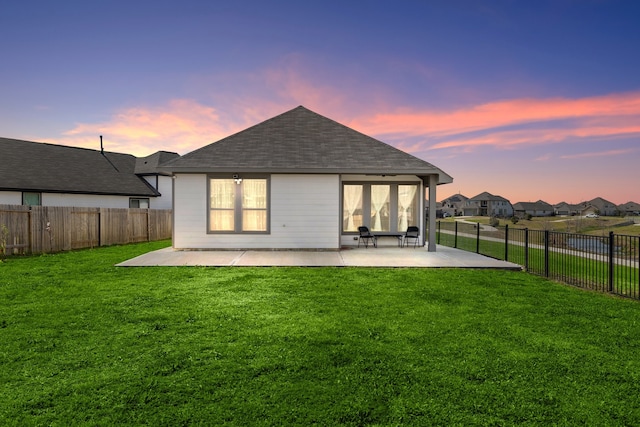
348, 91, 640, 139
428, 123, 640, 151
45, 57, 640, 163
52, 99, 246, 156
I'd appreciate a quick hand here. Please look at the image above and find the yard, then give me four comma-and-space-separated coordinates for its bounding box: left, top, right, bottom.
2, 241, 640, 425
442, 215, 640, 236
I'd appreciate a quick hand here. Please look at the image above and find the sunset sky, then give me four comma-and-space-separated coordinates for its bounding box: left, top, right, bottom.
2, 0, 639, 205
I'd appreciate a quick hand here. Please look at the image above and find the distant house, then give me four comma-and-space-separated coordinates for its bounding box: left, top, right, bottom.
162, 106, 453, 251
440, 193, 468, 216
618, 201, 640, 216
463, 191, 513, 217
553, 201, 580, 216
0, 137, 178, 208
582, 197, 619, 216
512, 200, 554, 217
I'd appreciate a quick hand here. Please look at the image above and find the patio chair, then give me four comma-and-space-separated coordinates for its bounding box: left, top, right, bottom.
402, 226, 420, 248
357, 226, 377, 248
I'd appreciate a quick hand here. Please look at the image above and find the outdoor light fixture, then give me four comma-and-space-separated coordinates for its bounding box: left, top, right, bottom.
233, 174, 243, 185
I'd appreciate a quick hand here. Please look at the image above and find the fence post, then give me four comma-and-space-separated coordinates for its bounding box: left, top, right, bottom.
454, 221, 458, 248
524, 228, 529, 271
504, 224, 509, 261
28, 209, 33, 254
544, 230, 549, 277
608, 231, 614, 293
437, 221, 440, 244
476, 223, 480, 253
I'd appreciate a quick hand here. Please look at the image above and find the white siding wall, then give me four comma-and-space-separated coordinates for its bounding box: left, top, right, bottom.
43, 193, 131, 208
172, 173, 340, 249
141, 175, 173, 209
1, 191, 167, 208
0, 191, 21, 205
172, 174, 208, 249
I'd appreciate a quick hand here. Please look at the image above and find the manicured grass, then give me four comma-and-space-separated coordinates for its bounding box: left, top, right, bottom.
438, 232, 639, 298
441, 216, 640, 236
2, 241, 640, 425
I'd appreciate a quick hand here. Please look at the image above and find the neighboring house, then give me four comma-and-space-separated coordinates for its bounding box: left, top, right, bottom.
0, 137, 178, 208
553, 201, 580, 216
512, 200, 554, 217
440, 193, 468, 216
581, 197, 619, 216
162, 106, 453, 251
618, 201, 640, 216
462, 191, 513, 217
134, 151, 180, 209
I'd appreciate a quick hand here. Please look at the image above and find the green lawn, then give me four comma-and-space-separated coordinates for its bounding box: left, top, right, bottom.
2, 241, 640, 426
437, 231, 640, 298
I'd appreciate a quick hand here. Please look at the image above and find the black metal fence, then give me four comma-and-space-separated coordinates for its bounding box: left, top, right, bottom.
435, 221, 640, 300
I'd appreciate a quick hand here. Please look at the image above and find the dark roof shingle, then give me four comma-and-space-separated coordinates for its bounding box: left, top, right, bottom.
0, 137, 159, 196
163, 106, 452, 183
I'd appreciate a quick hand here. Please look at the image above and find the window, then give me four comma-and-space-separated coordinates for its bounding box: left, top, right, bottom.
129, 198, 150, 208
22, 192, 41, 206
342, 183, 419, 233
343, 184, 363, 231
398, 185, 418, 231
208, 176, 269, 233
371, 185, 390, 231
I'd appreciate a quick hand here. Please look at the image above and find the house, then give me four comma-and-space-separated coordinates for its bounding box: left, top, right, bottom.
553, 201, 580, 216
134, 150, 180, 209
462, 191, 513, 217
582, 197, 619, 217
512, 200, 554, 217
0, 137, 178, 208
440, 193, 468, 216
440, 193, 469, 216
161, 106, 453, 251
618, 201, 640, 216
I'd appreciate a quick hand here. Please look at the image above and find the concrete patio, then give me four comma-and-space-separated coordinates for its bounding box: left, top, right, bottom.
117, 245, 522, 269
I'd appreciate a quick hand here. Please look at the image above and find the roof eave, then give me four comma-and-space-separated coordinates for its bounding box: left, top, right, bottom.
166, 166, 453, 183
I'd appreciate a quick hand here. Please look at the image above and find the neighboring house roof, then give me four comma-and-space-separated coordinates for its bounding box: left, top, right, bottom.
441, 193, 468, 204
468, 191, 511, 202
135, 151, 180, 175
585, 196, 617, 212
513, 200, 553, 211
0, 137, 159, 196
619, 201, 640, 212
162, 106, 453, 183
554, 201, 580, 211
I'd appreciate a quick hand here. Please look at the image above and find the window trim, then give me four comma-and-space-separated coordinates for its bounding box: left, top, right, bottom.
129, 198, 150, 208
341, 181, 420, 235
207, 174, 270, 234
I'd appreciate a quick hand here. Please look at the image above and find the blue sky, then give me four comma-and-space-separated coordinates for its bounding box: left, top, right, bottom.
2, 0, 639, 204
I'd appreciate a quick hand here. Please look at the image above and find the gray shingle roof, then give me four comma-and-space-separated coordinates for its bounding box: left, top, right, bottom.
469, 191, 510, 202
513, 200, 553, 211
135, 151, 180, 175
0, 137, 159, 196
162, 106, 453, 183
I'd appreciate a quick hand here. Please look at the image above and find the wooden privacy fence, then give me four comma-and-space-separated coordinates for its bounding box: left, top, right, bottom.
0, 205, 172, 255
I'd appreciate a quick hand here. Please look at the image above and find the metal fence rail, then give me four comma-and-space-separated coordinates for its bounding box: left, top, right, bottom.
435, 221, 640, 300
